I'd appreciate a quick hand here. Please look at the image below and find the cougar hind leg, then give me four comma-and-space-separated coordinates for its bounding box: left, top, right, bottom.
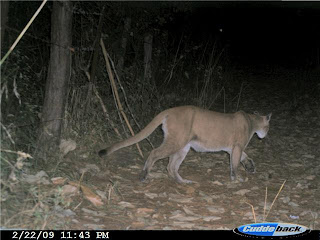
167, 144, 193, 184
139, 141, 178, 182
140, 116, 193, 183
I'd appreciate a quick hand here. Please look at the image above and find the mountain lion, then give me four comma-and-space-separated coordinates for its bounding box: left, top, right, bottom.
99, 106, 272, 184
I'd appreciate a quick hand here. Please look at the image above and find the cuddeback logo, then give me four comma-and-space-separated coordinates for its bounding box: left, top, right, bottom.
234, 222, 311, 237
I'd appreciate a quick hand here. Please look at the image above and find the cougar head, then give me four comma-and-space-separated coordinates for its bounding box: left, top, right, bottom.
255, 113, 272, 139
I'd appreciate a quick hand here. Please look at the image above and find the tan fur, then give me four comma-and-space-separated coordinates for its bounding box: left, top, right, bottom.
99, 106, 272, 183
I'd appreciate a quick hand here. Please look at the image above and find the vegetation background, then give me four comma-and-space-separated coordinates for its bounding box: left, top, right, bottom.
1, 1, 319, 229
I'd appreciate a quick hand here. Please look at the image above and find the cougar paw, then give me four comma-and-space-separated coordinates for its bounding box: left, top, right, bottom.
231, 174, 246, 183
241, 158, 256, 174
139, 170, 148, 182
230, 172, 236, 181
180, 179, 197, 184
175, 176, 197, 184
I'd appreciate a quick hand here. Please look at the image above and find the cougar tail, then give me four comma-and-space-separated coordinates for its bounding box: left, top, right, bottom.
98, 110, 169, 157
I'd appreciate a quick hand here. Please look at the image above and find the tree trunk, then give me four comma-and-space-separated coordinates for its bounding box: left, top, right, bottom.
116, 17, 131, 76
36, 1, 72, 158
0, 0, 9, 55
316, 46, 320, 70
143, 32, 153, 82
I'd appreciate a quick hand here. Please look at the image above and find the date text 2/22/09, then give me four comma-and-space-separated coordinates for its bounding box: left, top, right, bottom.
10, 231, 110, 240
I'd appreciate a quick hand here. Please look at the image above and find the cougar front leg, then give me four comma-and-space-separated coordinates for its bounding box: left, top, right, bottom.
230, 145, 243, 181
240, 152, 256, 173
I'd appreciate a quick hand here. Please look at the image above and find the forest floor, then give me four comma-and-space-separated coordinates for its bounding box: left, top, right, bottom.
2, 67, 319, 230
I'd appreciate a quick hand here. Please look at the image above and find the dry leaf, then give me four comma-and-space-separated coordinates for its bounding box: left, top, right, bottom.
137, 208, 154, 214
59, 139, 77, 156
80, 184, 104, 207
51, 177, 67, 185
61, 184, 78, 195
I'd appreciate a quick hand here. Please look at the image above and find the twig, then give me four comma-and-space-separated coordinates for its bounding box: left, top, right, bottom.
208, 86, 225, 111
1, 123, 15, 144
264, 180, 286, 221
83, 71, 122, 138
263, 186, 268, 221
0, 0, 48, 65
245, 202, 257, 223
109, 75, 128, 138
199, 46, 225, 108
0, 155, 16, 171
41, 215, 48, 230
73, 200, 83, 211
163, 34, 183, 87
0, 149, 33, 159
100, 38, 144, 158
107, 183, 114, 205
4, 202, 40, 226
223, 86, 226, 113
236, 81, 244, 111
85, 5, 105, 114
94, 85, 122, 138
78, 171, 85, 191
107, 53, 155, 149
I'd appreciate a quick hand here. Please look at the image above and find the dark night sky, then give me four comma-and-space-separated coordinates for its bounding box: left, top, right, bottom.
153, 1, 320, 68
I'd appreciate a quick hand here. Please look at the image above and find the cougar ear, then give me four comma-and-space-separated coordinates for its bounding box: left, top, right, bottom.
253, 111, 260, 116
266, 113, 272, 121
